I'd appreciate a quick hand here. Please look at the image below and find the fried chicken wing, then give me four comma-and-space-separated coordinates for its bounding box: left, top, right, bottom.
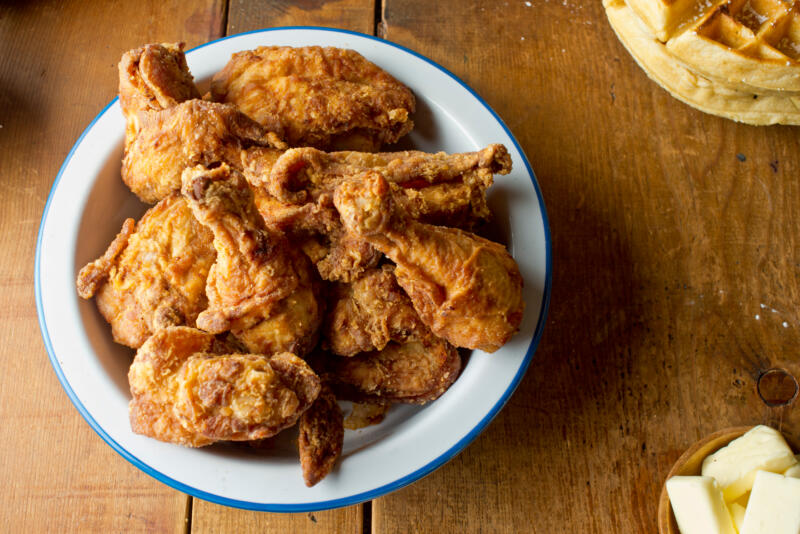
181, 163, 322, 356
298, 383, 343, 487
250, 144, 510, 205
128, 326, 321, 445
324, 265, 423, 356
123, 100, 285, 203
244, 144, 510, 282
76, 193, 216, 348
334, 172, 524, 353
211, 46, 415, 151
118, 42, 200, 145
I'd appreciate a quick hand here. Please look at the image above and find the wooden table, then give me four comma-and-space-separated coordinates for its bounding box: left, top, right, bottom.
2, 1, 798, 532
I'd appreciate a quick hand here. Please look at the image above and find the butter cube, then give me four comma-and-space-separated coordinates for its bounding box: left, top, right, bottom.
728, 502, 746, 533
701, 425, 798, 502
785, 455, 800, 479
666, 476, 737, 534
740, 471, 800, 534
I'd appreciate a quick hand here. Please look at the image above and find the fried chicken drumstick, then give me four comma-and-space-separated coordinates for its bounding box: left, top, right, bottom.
334, 172, 524, 353
128, 326, 320, 446
181, 163, 322, 357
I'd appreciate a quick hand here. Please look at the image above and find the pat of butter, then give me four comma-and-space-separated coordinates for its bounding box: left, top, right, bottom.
740, 471, 800, 534
666, 476, 737, 534
785, 455, 800, 479
728, 502, 746, 533
701, 425, 798, 502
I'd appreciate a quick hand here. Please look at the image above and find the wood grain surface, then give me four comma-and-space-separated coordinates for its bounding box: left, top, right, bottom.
1, 0, 798, 532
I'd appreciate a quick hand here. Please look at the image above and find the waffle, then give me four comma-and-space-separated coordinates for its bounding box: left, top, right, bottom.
667, 0, 800, 93
605, 0, 800, 124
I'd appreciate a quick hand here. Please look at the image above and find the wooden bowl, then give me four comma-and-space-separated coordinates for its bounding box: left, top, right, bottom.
657, 426, 797, 534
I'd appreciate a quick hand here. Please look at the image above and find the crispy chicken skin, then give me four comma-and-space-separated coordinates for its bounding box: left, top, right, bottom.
181, 163, 322, 356
249, 144, 510, 205
327, 336, 461, 405
118, 42, 200, 146
76, 193, 216, 348
334, 172, 524, 353
324, 265, 423, 356
129, 326, 321, 445
210, 46, 415, 151
298, 383, 343, 487
244, 144, 510, 282
123, 100, 285, 203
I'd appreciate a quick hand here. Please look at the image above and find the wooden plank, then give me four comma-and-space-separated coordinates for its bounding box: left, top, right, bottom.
378, 0, 800, 532
0, 1, 224, 532
226, 0, 375, 35
190, 502, 362, 533
190, 1, 373, 531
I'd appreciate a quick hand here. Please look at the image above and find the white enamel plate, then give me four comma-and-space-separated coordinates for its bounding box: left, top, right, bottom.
35, 28, 551, 511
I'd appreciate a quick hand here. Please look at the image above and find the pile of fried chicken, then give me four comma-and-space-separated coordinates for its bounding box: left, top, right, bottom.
76, 43, 524, 487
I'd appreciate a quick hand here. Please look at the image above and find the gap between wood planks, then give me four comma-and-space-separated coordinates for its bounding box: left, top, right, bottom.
181, 0, 385, 531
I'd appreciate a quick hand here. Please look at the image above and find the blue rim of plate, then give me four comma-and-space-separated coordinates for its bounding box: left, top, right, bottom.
34, 26, 552, 512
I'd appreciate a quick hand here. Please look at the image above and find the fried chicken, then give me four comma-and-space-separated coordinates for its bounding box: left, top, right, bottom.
123, 100, 285, 203
210, 46, 415, 151
334, 172, 524, 353
298, 383, 343, 487
327, 336, 461, 405
181, 163, 322, 356
76, 193, 216, 348
320, 265, 461, 404
324, 265, 423, 357
249, 144, 510, 206
244, 144, 510, 282
118, 42, 200, 146
128, 326, 321, 446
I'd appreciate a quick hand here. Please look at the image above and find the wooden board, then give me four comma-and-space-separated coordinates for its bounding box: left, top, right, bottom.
2, 0, 799, 532
0, 1, 225, 532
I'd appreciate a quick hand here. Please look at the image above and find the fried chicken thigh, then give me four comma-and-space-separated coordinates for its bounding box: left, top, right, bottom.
334, 172, 524, 353
76, 193, 216, 348
321, 265, 461, 404
123, 100, 285, 203
327, 337, 461, 405
324, 265, 423, 356
211, 46, 415, 151
128, 326, 321, 446
181, 163, 322, 356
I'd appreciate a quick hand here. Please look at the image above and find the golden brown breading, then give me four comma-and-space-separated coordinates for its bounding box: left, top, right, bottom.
76, 193, 216, 348
122, 100, 285, 203
118, 42, 200, 146
298, 384, 343, 487
210, 46, 415, 151
181, 163, 322, 356
128, 327, 321, 445
244, 144, 509, 282
334, 172, 524, 353
324, 265, 423, 357
327, 336, 461, 405
249, 144, 510, 205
